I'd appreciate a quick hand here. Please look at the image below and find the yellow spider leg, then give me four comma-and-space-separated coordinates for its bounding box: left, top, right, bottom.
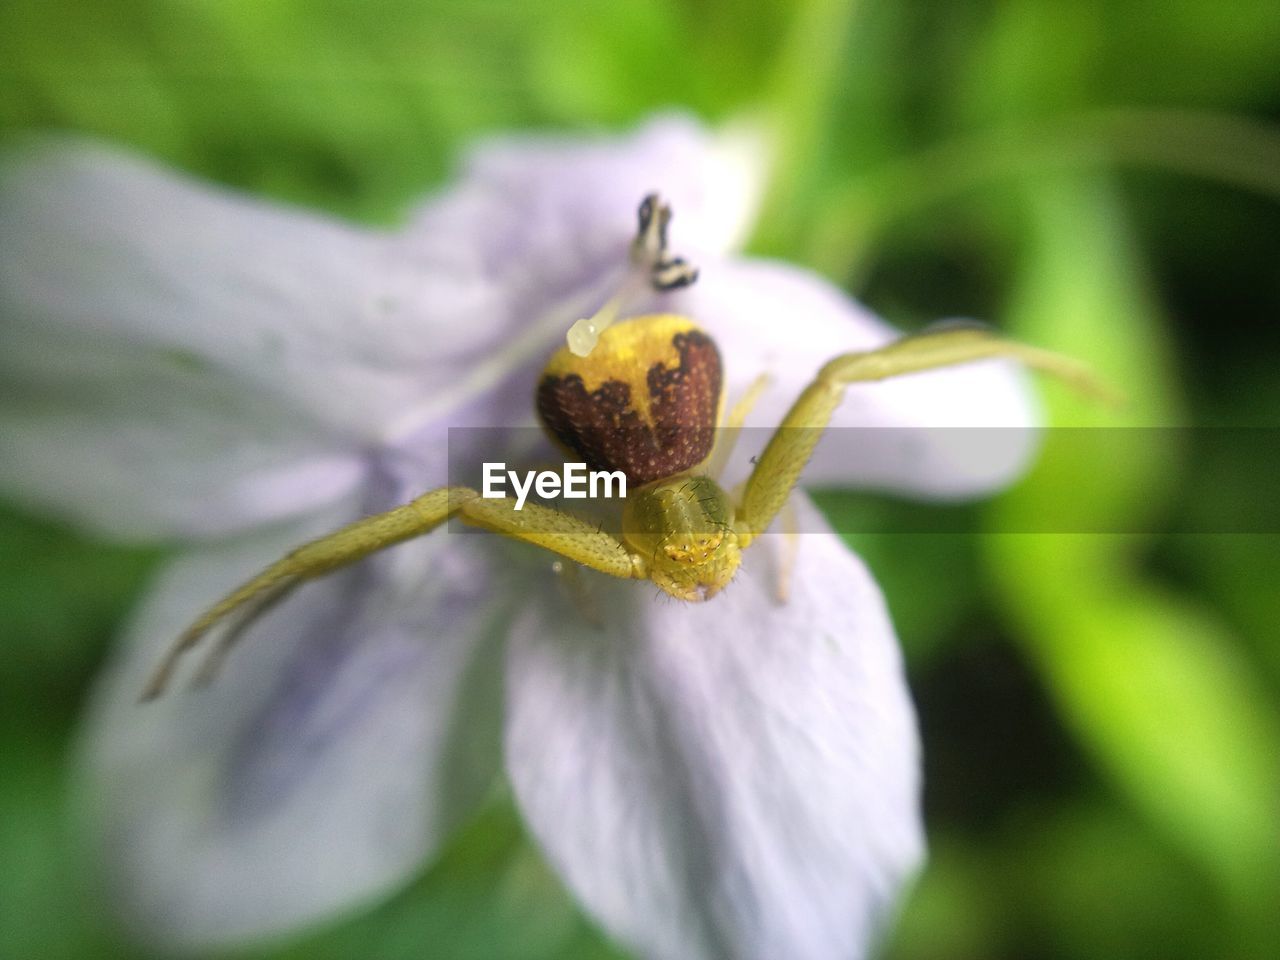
724, 373, 773, 432
704, 373, 772, 480
189, 576, 301, 690
141, 487, 478, 700
144, 488, 649, 700
459, 497, 646, 581
736, 326, 1112, 542
773, 498, 800, 604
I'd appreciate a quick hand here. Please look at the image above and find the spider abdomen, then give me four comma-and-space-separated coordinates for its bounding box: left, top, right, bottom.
536, 315, 723, 485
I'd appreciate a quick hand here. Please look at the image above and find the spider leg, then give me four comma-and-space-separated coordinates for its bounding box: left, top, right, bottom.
735, 326, 1111, 542
773, 497, 800, 604
143, 489, 650, 700
188, 576, 303, 691
459, 496, 647, 581
141, 487, 478, 700
704, 372, 771, 480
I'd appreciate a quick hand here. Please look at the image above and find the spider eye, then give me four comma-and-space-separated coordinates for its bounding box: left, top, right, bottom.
662, 531, 724, 564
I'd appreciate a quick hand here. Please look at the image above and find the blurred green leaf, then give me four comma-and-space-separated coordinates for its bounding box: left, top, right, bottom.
1094, 0, 1280, 107
1016, 803, 1217, 960
525, 0, 694, 123
810, 109, 1280, 280
752, 0, 862, 255
886, 836, 1009, 960
1168, 534, 1280, 690
0, 539, 145, 960
0, 0, 794, 225
0, 722, 139, 960
0, 0, 608, 219
985, 174, 1280, 911
0, 507, 158, 704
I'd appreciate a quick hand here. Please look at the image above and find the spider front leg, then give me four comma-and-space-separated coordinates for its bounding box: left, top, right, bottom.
143, 487, 647, 699
141, 487, 479, 699
734, 326, 1110, 543
460, 496, 647, 582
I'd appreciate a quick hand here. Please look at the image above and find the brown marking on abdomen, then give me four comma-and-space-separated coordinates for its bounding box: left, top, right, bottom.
537, 330, 722, 485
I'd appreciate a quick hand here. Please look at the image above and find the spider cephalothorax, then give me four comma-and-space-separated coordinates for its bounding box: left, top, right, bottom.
621, 473, 741, 601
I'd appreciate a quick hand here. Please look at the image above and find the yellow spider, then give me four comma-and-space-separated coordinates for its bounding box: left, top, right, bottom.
142, 197, 1103, 700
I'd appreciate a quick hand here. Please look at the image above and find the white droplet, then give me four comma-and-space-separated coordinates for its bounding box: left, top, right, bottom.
567, 317, 600, 357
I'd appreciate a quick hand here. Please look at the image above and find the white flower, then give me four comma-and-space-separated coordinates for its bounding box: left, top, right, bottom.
0, 116, 1038, 959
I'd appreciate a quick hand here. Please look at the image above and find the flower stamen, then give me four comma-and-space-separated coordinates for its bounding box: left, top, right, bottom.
567, 193, 699, 357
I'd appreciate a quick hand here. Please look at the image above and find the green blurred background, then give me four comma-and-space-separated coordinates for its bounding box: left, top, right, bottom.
2, 0, 1278, 957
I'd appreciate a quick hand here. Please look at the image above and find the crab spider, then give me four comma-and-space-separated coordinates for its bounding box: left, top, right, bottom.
140, 192, 1108, 700
141, 305, 1103, 700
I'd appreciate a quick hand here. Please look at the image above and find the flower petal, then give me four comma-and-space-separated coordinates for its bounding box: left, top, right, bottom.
0, 138, 505, 537
649, 257, 1041, 498
0, 121, 768, 534
503, 494, 925, 960
409, 114, 765, 282
0, 336, 368, 539
80, 505, 512, 950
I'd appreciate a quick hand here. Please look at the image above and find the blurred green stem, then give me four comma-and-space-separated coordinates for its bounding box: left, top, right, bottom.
811, 109, 1280, 276
753, 0, 862, 256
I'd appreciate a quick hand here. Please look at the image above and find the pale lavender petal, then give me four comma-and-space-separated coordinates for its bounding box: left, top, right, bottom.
80, 504, 514, 950
0, 138, 508, 536
504, 494, 925, 960
646, 257, 1041, 498
408, 114, 763, 287
0, 334, 366, 539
